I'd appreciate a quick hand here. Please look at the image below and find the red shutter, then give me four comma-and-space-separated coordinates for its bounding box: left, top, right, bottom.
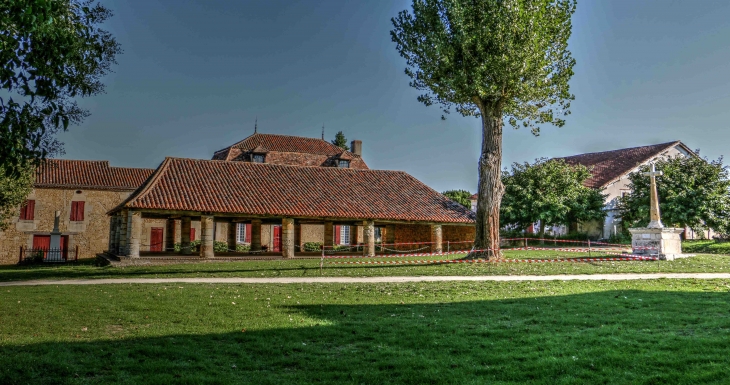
150, 228, 164, 252
77, 201, 85, 221
20, 200, 35, 220
190, 228, 196, 241
245, 224, 252, 243
334, 225, 341, 245
70, 201, 85, 221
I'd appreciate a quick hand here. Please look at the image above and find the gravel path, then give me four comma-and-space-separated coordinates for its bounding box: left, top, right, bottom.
2, 273, 730, 286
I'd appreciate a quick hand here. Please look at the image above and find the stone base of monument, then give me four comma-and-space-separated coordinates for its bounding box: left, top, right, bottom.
628, 227, 685, 260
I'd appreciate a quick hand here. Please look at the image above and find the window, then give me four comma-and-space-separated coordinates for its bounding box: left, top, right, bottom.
339, 225, 351, 245
253, 154, 265, 163
621, 191, 630, 198
374, 227, 382, 242
70, 201, 85, 221
19, 200, 35, 220
338, 160, 350, 168
236, 223, 251, 243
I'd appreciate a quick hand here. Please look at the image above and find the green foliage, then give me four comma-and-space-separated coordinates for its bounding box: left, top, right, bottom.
303, 242, 323, 252
442, 190, 473, 209
391, 0, 576, 132
331, 131, 348, 150
501, 159, 606, 233
391, 0, 577, 249
0, 164, 34, 230
0, 0, 121, 176
618, 156, 730, 234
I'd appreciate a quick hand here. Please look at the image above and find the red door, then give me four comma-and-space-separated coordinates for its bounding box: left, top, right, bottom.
190, 228, 196, 241
272, 225, 282, 252
33, 235, 51, 259
150, 227, 164, 252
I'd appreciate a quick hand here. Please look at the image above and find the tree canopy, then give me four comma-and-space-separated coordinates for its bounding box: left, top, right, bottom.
618, 155, 730, 236
0, 0, 121, 176
501, 159, 605, 235
391, 0, 576, 256
331, 131, 348, 150
442, 190, 473, 209
0, 164, 34, 230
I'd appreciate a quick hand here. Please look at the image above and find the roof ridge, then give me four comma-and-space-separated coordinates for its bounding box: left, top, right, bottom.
561, 141, 680, 159
110, 158, 173, 213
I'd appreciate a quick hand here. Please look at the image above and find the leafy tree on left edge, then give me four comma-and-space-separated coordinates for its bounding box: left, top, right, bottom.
0, 0, 121, 177
0, 164, 33, 230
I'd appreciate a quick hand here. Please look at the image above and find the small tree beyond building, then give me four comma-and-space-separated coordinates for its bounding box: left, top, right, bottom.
442, 190, 473, 209
501, 159, 605, 237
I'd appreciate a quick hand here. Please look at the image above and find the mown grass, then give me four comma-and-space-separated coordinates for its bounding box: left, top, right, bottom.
1, 250, 730, 282
2, 279, 730, 384
683, 240, 730, 255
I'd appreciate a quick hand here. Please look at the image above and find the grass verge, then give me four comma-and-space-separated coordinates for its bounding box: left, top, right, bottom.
1, 250, 730, 282
2, 279, 730, 384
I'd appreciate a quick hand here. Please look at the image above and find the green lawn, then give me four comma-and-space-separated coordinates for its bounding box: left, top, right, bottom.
2, 279, 730, 384
2, 250, 730, 282
683, 240, 730, 254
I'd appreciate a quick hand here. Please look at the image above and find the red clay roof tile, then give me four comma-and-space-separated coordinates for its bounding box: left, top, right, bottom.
558, 141, 687, 189
113, 158, 474, 224
35, 159, 154, 191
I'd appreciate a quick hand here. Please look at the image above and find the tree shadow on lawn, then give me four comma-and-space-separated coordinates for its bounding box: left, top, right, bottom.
2, 289, 730, 384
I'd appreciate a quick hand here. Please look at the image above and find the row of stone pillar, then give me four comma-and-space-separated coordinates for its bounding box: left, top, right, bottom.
106, 212, 445, 258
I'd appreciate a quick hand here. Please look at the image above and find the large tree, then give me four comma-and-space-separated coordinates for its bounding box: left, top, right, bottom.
442, 189, 473, 209
618, 155, 730, 236
0, 0, 121, 177
501, 159, 605, 236
391, 0, 576, 257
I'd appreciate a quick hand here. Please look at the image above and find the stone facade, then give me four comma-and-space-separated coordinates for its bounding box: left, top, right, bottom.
0, 187, 133, 264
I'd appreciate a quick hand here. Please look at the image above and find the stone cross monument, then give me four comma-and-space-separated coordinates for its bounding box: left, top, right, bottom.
628, 163, 685, 260
644, 163, 664, 229
49, 210, 62, 261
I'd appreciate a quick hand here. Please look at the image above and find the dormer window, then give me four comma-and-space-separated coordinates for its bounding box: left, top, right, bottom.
338, 160, 350, 168
253, 154, 265, 163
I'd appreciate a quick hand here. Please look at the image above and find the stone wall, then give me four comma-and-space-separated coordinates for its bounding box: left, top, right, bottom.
231, 151, 368, 170
0, 187, 132, 264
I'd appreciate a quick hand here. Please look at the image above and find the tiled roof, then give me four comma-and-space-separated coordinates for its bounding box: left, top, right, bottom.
35, 159, 154, 191
469, 194, 478, 200
112, 158, 475, 224
213, 133, 362, 161
558, 141, 688, 189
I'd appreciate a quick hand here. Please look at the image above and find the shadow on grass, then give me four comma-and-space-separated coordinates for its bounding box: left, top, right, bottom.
2, 289, 729, 384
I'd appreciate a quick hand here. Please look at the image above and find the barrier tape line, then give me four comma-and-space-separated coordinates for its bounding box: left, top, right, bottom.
327, 256, 659, 265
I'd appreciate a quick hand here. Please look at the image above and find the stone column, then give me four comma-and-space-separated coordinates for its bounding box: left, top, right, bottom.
385, 224, 396, 246
227, 222, 237, 252
128, 211, 142, 258
363, 220, 375, 257
200, 215, 215, 258
251, 220, 262, 251
294, 223, 302, 252
118, 210, 128, 255
324, 221, 334, 246
108, 217, 116, 252
181, 217, 192, 255
165, 219, 176, 253
431, 224, 443, 253
282, 218, 295, 258
112, 216, 121, 254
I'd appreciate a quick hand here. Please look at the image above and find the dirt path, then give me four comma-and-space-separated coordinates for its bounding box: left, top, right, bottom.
2, 273, 730, 286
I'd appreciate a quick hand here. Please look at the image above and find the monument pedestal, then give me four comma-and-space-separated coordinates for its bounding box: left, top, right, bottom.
628, 227, 683, 260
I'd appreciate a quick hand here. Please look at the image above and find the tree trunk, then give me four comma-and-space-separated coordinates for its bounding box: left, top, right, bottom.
473, 102, 504, 259
539, 221, 546, 245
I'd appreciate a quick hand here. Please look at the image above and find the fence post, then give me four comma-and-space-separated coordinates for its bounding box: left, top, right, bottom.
524, 238, 527, 249
320, 246, 324, 275
75, 245, 79, 262
588, 239, 592, 258
447, 241, 450, 253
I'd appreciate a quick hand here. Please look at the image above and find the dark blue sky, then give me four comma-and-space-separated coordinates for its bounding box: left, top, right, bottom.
64, 0, 730, 192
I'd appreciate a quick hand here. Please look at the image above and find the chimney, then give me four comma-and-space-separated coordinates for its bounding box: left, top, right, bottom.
350, 140, 362, 156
